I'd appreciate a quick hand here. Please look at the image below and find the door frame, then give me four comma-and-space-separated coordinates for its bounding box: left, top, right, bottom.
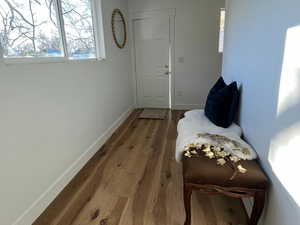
130, 9, 176, 109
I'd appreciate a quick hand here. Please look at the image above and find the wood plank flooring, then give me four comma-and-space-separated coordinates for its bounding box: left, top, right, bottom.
33, 110, 248, 225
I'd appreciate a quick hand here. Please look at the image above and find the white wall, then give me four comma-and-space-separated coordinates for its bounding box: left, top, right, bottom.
222, 0, 300, 224
129, 0, 225, 109
0, 0, 133, 224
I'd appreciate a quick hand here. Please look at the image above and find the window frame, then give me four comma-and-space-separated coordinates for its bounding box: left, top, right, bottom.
218, 8, 226, 54
0, 0, 106, 64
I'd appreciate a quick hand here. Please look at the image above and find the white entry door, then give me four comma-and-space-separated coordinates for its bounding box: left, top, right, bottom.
134, 16, 171, 108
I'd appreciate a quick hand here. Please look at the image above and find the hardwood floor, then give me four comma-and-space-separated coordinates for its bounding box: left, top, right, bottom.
33, 110, 248, 225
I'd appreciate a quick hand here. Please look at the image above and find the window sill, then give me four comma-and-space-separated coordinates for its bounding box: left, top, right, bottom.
2, 57, 105, 65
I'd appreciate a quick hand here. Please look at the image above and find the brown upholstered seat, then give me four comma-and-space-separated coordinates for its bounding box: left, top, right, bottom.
183, 156, 269, 189
182, 155, 269, 225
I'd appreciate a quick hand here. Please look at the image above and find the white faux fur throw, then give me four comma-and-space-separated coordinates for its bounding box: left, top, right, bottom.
176, 110, 257, 162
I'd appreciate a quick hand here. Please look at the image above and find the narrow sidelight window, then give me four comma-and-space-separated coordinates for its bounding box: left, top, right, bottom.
218, 8, 226, 53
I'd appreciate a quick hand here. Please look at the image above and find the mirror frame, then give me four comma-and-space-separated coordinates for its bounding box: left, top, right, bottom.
111, 9, 127, 49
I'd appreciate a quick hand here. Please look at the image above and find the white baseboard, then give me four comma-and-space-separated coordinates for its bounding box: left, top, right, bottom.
242, 197, 253, 217
12, 106, 133, 225
172, 104, 202, 110
243, 197, 265, 225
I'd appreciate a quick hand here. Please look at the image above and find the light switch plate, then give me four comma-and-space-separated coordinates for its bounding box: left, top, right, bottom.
178, 57, 185, 63
177, 91, 183, 96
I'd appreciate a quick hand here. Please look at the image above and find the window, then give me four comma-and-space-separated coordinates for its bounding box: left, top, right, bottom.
218, 8, 226, 53
0, 0, 103, 60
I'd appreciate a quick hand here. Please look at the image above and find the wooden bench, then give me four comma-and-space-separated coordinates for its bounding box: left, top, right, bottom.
182, 155, 269, 225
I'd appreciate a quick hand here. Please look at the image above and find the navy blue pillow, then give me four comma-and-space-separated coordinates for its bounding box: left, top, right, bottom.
208, 76, 226, 95
204, 77, 239, 128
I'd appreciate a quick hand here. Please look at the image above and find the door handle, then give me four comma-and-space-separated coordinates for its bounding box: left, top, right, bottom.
164, 71, 170, 75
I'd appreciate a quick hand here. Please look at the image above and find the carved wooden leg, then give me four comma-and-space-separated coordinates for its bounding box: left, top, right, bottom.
249, 190, 265, 225
184, 184, 193, 225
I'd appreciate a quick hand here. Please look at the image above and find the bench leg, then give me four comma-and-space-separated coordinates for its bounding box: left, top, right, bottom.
249, 190, 265, 225
184, 184, 193, 225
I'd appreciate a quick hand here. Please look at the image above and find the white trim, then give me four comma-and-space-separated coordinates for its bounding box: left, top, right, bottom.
130, 9, 176, 109
2, 57, 105, 65
11, 106, 133, 225
91, 0, 106, 59
242, 197, 264, 225
130, 8, 176, 19
55, 0, 69, 58
173, 104, 202, 110
129, 19, 138, 108
242, 198, 265, 225
169, 14, 176, 109
242, 197, 253, 217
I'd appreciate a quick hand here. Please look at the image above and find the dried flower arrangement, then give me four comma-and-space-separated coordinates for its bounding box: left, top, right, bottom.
183, 133, 249, 179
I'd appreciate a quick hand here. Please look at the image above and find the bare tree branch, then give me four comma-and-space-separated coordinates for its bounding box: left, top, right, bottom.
1, 0, 95, 57
45, 0, 57, 26
4, 0, 34, 26
28, 0, 36, 52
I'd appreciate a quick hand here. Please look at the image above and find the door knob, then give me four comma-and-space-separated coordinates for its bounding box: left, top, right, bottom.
164, 65, 169, 69
165, 71, 170, 75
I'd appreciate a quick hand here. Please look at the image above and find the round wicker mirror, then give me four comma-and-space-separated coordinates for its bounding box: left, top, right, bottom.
111, 9, 127, 49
